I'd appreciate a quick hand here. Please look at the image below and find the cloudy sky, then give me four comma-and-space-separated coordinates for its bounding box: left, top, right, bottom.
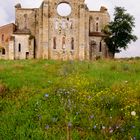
0, 0, 139, 58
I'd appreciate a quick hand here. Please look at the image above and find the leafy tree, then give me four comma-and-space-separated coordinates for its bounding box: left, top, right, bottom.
103, 7, 137, 58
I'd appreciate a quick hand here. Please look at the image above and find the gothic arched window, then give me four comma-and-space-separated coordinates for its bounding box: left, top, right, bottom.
2, 48, 5, 55
96, 23, 99, 32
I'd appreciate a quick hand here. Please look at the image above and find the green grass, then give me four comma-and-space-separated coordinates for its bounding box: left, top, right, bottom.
0, 59, 140, 140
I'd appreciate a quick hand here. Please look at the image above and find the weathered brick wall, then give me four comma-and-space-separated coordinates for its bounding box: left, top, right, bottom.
0, 23, 15, 59
0, 23, 15, 45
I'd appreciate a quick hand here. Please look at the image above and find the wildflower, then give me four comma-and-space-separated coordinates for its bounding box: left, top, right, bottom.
68, 122, 72, 128
90, 115, 94, 119
125, 81, 128, 83
133, 137, 136, 140
48, 80, 52, 83
45, 125, 49, 130
44, 94, 49, 98
132, 125, 136, 129
102, 126, 105, 130
109, 129, 113, 133
93, 125, 96, 129
131, 111, 136, 116
76, 112, 79, 115
109, 127, 113, 133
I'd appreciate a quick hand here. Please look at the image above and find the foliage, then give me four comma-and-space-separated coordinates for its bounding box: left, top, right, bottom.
0, 59, 140, 140
103, 7, 137, 57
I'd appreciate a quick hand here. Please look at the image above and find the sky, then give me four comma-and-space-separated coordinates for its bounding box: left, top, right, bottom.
0, 0, 139, 58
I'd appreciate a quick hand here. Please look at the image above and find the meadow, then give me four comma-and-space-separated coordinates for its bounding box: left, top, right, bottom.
0, 59, 140, 140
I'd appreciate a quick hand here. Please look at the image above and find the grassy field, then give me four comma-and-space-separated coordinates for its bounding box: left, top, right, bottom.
0, 59, 140, 140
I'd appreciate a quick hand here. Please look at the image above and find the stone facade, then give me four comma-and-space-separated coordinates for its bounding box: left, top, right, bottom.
0, 23, 16, 59
0, 0, 110, 60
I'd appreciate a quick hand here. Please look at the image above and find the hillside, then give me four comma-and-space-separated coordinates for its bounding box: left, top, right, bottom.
0, 59, 140, 140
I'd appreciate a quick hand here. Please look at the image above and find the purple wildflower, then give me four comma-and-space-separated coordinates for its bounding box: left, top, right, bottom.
44, 94, 49, 98
45, 125, 49, 130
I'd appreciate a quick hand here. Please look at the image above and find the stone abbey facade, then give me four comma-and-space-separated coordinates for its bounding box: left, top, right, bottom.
0, 0, 110, 60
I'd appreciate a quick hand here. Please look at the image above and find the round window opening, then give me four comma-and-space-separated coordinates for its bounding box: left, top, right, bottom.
57, 3, 72, 17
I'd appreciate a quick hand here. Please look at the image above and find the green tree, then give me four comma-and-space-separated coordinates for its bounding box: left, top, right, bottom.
104, 7, 137, 58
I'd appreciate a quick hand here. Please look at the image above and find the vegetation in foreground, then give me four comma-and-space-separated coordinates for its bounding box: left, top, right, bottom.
0, 59, 140, 140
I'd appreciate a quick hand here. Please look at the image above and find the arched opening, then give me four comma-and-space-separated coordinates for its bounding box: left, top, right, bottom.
57, 3, 72, 17
2, 48, 5, 55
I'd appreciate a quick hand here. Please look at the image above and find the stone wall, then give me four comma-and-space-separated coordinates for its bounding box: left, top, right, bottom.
0, 0, 110, 60
0, 23, 16, 59
13, 34, 34, 59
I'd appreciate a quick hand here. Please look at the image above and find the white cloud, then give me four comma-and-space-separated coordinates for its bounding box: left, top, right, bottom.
0, 0, 139, 57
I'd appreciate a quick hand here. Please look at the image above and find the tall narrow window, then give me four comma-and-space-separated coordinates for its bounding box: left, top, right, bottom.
99, 41, 102, 52
71, 37, 74, 50
24, 14, 28, 29
53, 37, 56, 49
96, 23, 99, 32
2, 48, 5, 55
89, 17, 94, 32
18, 43, 21, 52
62, 37, 66, 49
2, 34, 4, 42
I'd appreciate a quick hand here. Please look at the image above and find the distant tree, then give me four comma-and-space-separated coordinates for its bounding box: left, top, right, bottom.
103, 7, 137, 58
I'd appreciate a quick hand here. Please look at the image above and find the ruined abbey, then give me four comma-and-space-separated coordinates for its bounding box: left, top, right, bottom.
0, 0, 110, 60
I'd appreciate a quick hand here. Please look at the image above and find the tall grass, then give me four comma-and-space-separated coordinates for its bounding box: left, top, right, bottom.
0, 59, 140, 140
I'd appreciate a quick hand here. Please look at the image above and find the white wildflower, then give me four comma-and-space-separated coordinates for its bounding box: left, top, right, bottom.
131, 111, 136, 116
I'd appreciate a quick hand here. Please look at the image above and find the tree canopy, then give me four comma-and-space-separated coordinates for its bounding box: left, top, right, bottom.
103, 7, 137, 57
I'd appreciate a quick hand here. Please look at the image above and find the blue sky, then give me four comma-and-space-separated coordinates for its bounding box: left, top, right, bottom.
0, 0, 139, 58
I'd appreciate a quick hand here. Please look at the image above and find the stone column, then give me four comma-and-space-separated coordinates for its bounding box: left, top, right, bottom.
38, 6, 43, 58
42, 1, 49, 59
8, 36, 15, 60
78, 4, 86, 60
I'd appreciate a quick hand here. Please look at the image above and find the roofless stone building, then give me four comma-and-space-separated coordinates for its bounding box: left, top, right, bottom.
0, 0, 110, 60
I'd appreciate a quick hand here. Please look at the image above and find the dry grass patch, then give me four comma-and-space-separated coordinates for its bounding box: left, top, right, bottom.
12, 64, 24, 70
0, 83, 8, 97
0, 66, 5, 72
